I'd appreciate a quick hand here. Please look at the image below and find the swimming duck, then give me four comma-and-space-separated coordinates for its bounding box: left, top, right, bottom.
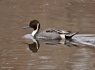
23, 20, 79, 40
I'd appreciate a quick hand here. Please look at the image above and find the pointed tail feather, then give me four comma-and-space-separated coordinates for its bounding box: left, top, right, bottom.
66, 31, 80, 39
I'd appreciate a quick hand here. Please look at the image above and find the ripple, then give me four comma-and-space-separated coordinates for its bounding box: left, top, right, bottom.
38, 65, 56, 69
72, 48, 93, 70
73, 34, 95, 46
39, 56, 52, 59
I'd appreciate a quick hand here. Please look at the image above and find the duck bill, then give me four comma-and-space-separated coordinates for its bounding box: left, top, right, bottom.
23, 25, 30, 29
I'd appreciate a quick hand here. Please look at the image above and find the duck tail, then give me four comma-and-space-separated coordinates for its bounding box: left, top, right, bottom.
66, 31, 80, 39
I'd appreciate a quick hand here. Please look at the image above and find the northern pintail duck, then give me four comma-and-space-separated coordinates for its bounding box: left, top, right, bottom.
23, 20, 79, 40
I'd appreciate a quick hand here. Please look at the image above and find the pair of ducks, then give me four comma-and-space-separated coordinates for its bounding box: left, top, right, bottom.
23, 20, 79, 40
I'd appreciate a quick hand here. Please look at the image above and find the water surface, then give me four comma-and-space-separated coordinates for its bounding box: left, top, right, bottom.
0, 0, 95, 70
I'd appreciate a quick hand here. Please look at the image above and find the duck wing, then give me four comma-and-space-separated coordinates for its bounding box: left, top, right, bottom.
45, 28, 71, 34
52, 29, 71, 34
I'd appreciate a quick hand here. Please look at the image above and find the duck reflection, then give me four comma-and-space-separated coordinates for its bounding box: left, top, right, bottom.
23, 38, 40, 53
23, 37, 79, 53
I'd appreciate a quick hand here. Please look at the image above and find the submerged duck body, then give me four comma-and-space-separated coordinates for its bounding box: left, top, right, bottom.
23, 20, 79, 40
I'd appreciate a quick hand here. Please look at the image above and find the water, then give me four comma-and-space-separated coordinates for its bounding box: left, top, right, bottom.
0, 0, 95, 70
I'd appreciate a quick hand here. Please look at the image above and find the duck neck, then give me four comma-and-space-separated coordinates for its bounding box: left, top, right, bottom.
31, 23, 40, 37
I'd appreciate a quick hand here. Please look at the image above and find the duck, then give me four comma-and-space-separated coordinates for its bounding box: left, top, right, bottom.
23, 20, 79, 40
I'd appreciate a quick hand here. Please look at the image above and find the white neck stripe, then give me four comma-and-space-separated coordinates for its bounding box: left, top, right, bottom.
31, 23, 39, 37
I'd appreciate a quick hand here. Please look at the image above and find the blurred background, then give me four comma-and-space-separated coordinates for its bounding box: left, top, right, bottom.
0, 0, 95, 70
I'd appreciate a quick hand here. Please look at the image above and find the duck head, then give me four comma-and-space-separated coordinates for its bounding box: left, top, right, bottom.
23, 20, 40, 37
